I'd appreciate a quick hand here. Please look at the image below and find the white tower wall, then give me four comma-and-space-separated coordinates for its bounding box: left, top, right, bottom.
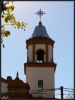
27, 45, 33, 62
48, 45, 52, 62
26, 67, 55, 98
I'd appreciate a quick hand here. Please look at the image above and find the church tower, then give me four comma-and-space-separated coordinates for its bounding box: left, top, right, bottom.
24, 9, 57, 98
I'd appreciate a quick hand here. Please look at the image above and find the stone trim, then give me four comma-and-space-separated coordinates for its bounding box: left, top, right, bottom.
26, 38, 55, 46
24, 63, 57, 74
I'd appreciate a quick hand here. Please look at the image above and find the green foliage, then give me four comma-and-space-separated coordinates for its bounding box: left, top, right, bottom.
1, 1, 28, 47
2, 30, 10, 37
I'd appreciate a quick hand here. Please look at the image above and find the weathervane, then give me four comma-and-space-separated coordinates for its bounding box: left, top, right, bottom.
35, 8, 45, 21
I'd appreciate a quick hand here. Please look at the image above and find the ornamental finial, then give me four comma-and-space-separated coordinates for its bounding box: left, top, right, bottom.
16, 71, 19, 78
35, 8, 45, 21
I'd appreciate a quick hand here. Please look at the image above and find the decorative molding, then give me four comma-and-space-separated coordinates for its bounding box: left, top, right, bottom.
26, 38, 55, 46
24, 62, 57, 74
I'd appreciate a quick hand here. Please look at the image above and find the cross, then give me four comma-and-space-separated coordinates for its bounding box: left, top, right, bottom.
35, 8, 45, 21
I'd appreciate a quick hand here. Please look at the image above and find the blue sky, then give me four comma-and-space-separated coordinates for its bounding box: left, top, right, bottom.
1, 1, 74, 98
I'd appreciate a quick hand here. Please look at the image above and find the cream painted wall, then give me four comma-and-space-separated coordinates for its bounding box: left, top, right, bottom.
1, 82, 8, 93
26, 67, 55, 98
28, 45, 33, 62
48, 45, 52, 62
35, 44, 46, 51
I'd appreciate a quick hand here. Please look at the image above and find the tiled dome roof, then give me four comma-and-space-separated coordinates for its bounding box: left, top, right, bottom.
31, 21, 50, 39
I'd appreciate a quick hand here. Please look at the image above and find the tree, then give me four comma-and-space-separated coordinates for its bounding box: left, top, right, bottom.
1, 1, 28, 47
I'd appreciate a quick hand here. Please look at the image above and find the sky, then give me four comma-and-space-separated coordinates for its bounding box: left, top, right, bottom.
1, 1, 74, 99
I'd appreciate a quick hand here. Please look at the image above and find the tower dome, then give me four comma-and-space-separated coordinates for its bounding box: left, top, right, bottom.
31, 21, 50, 39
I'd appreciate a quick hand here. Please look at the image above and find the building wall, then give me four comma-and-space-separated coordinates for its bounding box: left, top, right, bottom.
1, 82, 8, 93
48, 45, 52, 62
35, 44, 46, 51
26, 67, 55, 98
28, 45, 33, 62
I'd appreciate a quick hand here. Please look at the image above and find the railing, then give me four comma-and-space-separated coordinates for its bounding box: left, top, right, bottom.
0, 87, 74, 100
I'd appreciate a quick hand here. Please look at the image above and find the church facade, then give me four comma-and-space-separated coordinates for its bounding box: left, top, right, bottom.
1, 9, 57, 99
24, 9, 57, 98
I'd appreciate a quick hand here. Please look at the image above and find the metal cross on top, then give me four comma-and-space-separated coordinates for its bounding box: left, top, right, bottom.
35, 8, 45, 21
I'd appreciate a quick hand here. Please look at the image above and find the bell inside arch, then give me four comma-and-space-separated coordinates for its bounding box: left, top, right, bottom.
37, 49, 44, 63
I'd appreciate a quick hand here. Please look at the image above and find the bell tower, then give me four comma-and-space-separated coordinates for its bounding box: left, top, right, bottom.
24, 9, 57, 98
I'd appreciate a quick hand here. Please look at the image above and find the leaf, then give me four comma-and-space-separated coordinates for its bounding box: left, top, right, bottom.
2, 30, 10, 37
1, 25, 4, 28
15, 22, 21, 28
4, 14, 16, 23
11, 22, 15, 25
24, 22, 29, 26
4, 16, 9, 23
6, 31, 10, 35
7, 5, 14, 11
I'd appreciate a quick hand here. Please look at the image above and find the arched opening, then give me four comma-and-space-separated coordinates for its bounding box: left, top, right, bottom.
37, 49, 44, 63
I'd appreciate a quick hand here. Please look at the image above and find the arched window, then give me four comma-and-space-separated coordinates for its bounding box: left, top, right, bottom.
37, 49, 44, 63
